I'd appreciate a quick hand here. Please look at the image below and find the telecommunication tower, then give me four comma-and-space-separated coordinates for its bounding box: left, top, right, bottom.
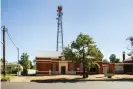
56, 5, 64, 51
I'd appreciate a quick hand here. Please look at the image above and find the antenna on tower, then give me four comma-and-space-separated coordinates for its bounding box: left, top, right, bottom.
56, 5, 64, 51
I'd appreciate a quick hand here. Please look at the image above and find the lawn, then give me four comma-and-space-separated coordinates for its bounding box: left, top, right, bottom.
1, 74, 16, 81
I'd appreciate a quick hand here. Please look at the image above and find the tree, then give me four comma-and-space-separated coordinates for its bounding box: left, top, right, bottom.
62, 33, 104, 78
109, 54, 120, 63
115, 58, 120, 63
33, 59, 36, 64
18, 53, 31, 75
1, 58, 3, 62
88, 45, 103, 61
102, 59, 109, 63
126, 36, 133, 59
29, 60, 36, 69
109, 54, 116, 63
32, 59, 36, 69
1, 58, 8, 63
126, 36, 133, 46
30, 61, 33, 69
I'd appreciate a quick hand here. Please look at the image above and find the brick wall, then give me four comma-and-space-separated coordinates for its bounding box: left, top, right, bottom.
36, 62, 51, 71
97, 61, 103, 74
109, 63, 115, 73
68, 62, 75, 71
51, 62, 59, 71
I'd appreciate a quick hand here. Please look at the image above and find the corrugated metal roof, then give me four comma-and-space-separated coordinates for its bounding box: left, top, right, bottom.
35, 51, 62, 58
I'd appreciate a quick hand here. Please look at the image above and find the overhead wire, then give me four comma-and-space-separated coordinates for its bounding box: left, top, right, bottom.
6, 29, 18, 49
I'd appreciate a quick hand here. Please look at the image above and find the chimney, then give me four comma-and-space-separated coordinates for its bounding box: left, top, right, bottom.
123, 51, 125, 62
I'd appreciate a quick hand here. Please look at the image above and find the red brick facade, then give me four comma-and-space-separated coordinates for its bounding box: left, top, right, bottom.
36, 57, 117, 75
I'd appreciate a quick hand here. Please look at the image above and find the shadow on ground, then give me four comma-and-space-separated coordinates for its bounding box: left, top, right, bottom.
31, 78, 133, 83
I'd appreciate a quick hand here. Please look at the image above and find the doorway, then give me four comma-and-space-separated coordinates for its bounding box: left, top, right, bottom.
61, 66, 66, 74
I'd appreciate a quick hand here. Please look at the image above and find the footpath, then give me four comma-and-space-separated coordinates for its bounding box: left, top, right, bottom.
10, 74, 133, 82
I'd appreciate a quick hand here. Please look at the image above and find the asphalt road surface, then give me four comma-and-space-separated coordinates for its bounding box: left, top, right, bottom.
1, 81, 133, 89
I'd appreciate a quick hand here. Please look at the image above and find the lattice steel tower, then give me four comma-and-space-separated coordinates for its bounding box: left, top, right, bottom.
56, 5, 64, 51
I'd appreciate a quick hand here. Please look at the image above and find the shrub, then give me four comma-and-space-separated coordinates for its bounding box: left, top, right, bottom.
22, 69, 28, 75
1, 74, 14, 81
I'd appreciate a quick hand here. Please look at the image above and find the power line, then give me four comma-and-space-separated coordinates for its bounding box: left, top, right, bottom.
6, 29, 18, 49
6, 28, 20, 62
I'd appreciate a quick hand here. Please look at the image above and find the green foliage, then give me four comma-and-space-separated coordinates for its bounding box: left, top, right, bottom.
19, 53, 31, 75
62, 45, 80, 63
109, 54, 116, 63
1, 74, 15, 81
1, 58, 3, 62
115, 58, 120, 63
15, 65, 23, 71
127, 36, 133, 59
127, 36, 133, 46
29, 60, 36, 69
62, 33, 104, 66
87, 45, 103, 61
1, 58, 7, 63
32, 65, 36, 69
109, 54, 120, 63
1, 76, 10, 81
32, 59, 36, 69
30, 61, 33, 69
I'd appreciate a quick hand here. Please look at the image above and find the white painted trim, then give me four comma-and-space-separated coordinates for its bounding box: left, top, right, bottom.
59, 61, 68, 74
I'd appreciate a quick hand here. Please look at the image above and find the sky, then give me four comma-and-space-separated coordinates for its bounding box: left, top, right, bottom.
1, 0, 133, 62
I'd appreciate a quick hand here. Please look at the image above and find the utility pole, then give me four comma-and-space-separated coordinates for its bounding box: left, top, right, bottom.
2, 26, 6, 77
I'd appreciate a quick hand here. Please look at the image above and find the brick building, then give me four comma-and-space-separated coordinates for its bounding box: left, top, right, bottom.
36, 51, 104, 75
36, 51, 133, 75
36, 51, 79, 75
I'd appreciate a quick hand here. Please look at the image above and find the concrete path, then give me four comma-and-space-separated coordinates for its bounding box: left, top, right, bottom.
10, 75, 82, 82
10, 76, 32, 82
10, 74, 133, 82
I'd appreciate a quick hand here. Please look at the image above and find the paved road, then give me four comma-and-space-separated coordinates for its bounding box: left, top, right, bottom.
2, 81, 133, 89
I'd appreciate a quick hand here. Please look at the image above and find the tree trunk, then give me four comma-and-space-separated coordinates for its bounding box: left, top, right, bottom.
83, 46, 86, 78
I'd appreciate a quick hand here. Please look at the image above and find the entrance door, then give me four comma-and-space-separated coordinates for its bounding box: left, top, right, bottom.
61, 66, 66, 74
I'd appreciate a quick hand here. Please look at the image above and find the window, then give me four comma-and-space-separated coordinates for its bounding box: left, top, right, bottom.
70, 63, 74, 71
52, 63, 56, 71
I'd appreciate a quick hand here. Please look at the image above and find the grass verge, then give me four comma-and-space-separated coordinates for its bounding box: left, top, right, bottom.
1, 74, 16, 81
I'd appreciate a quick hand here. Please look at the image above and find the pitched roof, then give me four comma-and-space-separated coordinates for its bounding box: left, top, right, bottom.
35, 51, 62, 58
